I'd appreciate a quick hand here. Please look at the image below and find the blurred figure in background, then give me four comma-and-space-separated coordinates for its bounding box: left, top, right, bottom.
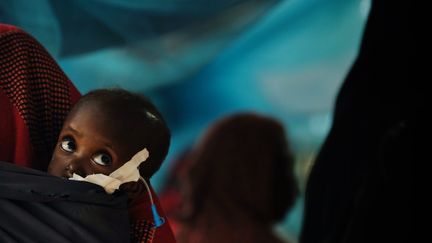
172, 113, 298, 243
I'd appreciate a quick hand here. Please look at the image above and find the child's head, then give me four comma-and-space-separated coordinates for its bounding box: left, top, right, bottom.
47, 88, 170, 179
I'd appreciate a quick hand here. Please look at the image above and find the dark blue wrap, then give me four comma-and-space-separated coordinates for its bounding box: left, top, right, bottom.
0, 161, 130, 243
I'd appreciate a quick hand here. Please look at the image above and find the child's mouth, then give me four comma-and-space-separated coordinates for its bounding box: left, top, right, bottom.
62, 172, 73, 179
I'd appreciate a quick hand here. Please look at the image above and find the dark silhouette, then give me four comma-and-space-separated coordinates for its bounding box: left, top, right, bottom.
300, 1, 419, 243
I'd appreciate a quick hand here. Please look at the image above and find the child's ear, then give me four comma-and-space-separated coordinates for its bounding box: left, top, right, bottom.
119, 181, 146, 199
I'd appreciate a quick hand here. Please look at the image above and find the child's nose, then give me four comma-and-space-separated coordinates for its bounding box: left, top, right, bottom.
65, 158, 90, 178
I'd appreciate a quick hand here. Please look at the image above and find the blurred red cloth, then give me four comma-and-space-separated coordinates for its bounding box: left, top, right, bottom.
0, 23, 175, 243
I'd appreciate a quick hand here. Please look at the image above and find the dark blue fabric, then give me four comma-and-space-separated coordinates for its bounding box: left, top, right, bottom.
0, 161, 130, 243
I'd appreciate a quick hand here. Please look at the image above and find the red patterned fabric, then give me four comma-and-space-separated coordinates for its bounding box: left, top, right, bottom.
129, 185, 177, 243
0, 23, 176, 243
0, 23, 80, 170
130, 219, 156, 243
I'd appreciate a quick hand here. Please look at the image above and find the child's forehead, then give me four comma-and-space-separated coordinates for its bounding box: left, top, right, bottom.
75, 94, 159, 122
70, 104, 135, 134
67, 106, 146, 153
76, 100, 137, 119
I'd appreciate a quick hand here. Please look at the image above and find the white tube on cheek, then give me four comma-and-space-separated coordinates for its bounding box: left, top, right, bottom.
69, 148, 149, 194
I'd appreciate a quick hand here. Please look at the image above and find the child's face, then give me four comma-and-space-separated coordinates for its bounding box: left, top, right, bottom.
48, 104, 143, 178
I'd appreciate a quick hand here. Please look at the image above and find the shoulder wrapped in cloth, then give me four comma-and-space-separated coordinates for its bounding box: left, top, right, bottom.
0, 161, 130, 243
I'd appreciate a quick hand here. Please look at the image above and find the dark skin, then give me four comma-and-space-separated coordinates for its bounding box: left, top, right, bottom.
48, 102, 147, 198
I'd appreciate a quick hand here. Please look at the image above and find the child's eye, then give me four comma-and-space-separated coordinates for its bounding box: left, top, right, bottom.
92, 153, 112, 166
60, 137, 76, 152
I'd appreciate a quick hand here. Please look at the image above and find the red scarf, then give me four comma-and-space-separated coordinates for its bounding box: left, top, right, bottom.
0, 23, 80, 169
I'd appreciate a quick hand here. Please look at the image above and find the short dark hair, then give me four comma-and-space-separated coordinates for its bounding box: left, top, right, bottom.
73, 88, 170, 178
